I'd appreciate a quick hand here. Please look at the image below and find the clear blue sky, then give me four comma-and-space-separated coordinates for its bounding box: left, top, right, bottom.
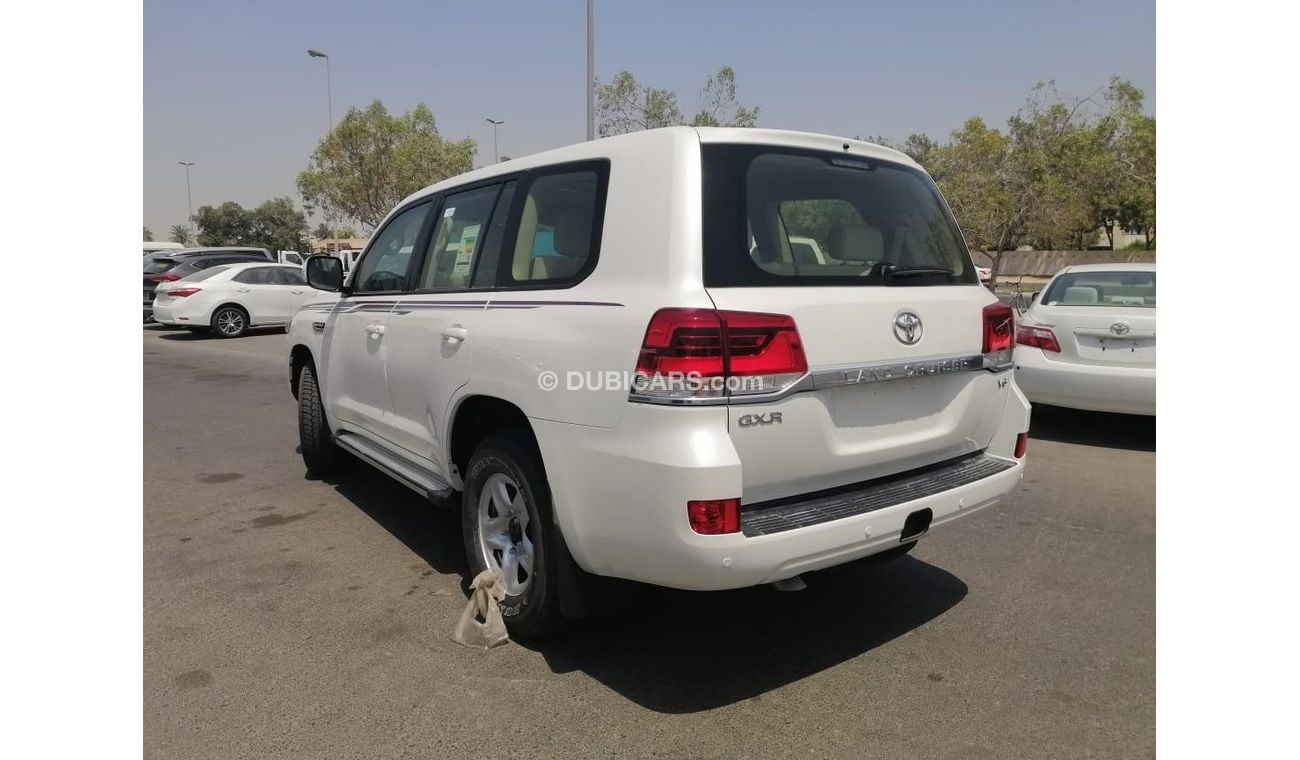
144, 0, 1155, 238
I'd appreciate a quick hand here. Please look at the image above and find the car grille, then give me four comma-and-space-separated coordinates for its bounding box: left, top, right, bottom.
739, 453, 1015, 537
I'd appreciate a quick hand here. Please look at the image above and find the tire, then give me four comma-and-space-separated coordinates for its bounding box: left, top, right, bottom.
211, 305, 249, 338
462, 431, 562, 637
297, 362, 347, 477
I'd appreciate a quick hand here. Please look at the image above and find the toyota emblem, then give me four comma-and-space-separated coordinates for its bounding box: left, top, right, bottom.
893, 311, 923, 345
1110, 322, 1131, 336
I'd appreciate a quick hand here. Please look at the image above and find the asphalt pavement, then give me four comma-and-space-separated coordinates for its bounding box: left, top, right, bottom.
144, 324, 1155, 759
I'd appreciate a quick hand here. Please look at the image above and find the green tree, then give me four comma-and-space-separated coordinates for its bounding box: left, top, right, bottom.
194, 202, 251, 246
248, 197, 309, 251
195, 197, 308, 251
929, 117, 1024, 281
857, 133, 939, 167
168, 224, 193, 245
596, 71, 682, 136
297, 101, 475, 228
144, 226, 154, 242
689, 66, 759, 128
1105, 79, 1156, 248
596, 66, 759, 137
313, 222, 332, 240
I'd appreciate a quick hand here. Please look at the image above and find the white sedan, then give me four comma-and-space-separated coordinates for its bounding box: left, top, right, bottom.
152, 263, 317, 338
1014, 263, 1155, 416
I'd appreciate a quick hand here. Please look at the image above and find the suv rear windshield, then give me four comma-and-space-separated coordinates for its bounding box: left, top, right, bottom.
702, 145, 977, 287
1042, 270, 1156, 307
144, 258, 177, 274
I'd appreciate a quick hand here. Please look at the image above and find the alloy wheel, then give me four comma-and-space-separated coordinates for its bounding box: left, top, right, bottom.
475, 472, 534, 597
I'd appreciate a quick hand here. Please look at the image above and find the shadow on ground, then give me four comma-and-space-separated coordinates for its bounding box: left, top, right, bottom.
1029, 404, 1155, 452
319, 460, 467, 576
154, 326, 286, 341
521, 555, 966, 713
322, 455, 969, 713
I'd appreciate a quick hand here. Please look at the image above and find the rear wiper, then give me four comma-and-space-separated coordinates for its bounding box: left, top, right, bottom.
881, 264, 954, 279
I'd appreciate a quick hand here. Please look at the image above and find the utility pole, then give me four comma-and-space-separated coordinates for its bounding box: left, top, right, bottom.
486, 118, 505, 163
307, 49, 333, 133
177, 161, 195, 239
586, 0, 595, 140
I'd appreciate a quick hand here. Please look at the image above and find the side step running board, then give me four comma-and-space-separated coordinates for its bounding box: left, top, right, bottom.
334, 431, 455, 501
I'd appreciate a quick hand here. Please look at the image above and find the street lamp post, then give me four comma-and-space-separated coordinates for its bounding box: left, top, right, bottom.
307, 49, 333, 133
586, 0, 595, 140
485, 118, 505, 163
177, 161, 195, 241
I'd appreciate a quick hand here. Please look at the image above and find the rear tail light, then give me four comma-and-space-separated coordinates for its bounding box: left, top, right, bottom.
1016, 324, 1061, 353
687, 498, 741, 535
1014, 432, 1028, 459
167, 287, 201, 298
982, 302, 1015, 369
150, 273, 181, 283
633, 308, 808, 402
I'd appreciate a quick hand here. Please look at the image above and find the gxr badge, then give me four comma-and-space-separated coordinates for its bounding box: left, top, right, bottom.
738, 412, 782, 428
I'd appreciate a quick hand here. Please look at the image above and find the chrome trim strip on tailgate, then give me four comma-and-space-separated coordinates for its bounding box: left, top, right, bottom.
739, 453, 1015, 537
628, 352, 999, 406
809, 353, 988, 389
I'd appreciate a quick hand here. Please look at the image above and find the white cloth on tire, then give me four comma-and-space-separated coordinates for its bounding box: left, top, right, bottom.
451, 568, 510, 649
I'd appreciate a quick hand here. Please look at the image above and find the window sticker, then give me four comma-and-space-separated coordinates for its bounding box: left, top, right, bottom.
443, 206, 456, 217
454, 224, 480, 273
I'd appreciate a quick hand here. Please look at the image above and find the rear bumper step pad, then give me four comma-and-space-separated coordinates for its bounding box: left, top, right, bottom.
740, 453, 1014, 537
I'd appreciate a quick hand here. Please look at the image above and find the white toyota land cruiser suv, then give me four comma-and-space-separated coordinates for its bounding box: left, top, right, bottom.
288, 127, 1031, 636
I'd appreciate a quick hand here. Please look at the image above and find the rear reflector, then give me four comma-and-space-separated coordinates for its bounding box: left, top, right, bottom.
687, 498, 741, 535
982, 302, 1015, 369
150, 273, 181, 283
1016, 324, 1061, 353
167, 287, 201, 298
1014, 432, 1028, 459
633, 308, 808, 402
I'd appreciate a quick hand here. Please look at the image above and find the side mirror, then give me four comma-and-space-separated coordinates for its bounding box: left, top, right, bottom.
305, 255, 345, 292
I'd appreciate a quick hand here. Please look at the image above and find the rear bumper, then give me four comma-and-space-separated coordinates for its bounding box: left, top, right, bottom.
150, 299, 207, 327
1015, 347, 1155, 415
532, 387, 1029, 591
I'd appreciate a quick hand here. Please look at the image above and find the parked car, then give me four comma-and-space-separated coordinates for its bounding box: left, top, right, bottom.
143, 247, 273, 321
1014, 263, 1155, 415
152, 263, 314, 337
287, 127, 1031, 636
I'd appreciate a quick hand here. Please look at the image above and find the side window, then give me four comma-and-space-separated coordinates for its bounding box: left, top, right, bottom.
471, 181, 516, 288
274, 267, 307, 286
354, 202, 433, 293
417, 184, 501, 290
234, 267, 273, 285
506, 167, 604, 286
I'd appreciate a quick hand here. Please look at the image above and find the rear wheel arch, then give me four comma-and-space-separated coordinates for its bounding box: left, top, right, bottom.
449, 395, 539, 486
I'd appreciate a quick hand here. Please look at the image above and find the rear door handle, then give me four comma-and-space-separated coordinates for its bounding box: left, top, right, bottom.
440, 325, 469, 344
366, 323, 386, 338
